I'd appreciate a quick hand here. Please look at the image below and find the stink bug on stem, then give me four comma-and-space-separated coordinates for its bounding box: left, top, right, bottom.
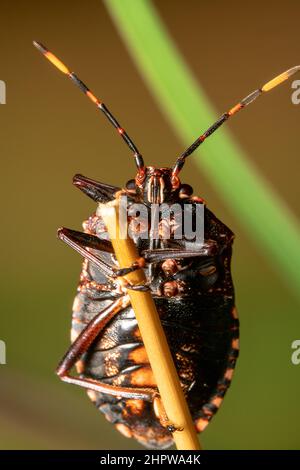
33, 40, 300, 449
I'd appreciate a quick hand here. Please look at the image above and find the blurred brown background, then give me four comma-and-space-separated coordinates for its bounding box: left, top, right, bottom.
0, 0, 299, 449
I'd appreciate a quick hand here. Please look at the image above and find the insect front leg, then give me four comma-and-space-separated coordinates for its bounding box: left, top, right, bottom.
113, 257, 145, 276
58, 227, 151, 291
108, 242, 218, 293
58, 227, 115, 278
57, 295, 156, 401
73, 174, 121, 203
113, 240, 218, 285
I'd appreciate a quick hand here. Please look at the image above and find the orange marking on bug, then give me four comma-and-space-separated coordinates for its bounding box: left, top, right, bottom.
125, 399, 145, 416
228, 103, 242, 116
211, 396, 223, 408
224, 368, 234, 381
191, 195, 205, 203
130, 366, 156, 387
44, 52, 70, 74
129, 346, 149, 364
115, 423, 133, 438
75, 359, 85, 374
202, 406, 213, 417
195, 417, 209, 432
86, 90, 100, 105
86, 390, 98, 402
231, 338, 239, 349
70, 328, 79, 343
133, 326, 142, 340
231, 306, 238, 319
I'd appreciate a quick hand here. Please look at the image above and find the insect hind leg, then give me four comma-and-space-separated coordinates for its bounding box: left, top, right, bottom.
57, 295, 156, 401
153, 395, 183, 433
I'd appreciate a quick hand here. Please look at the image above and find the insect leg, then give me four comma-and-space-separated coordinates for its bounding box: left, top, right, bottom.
59, 228, 151, 292
153, 395, 183, 433
100, 244, 219, 291
57, 295, 156, 401
59, 227, 113, 253
114, 257, 145, 277
142, 241, 218, 263
73, 174, 121, 203
58, 227, 115, 278
125, 283, 150, 292
112, 241, 218, 279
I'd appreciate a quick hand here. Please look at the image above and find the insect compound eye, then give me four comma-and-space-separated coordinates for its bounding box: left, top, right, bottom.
125, 179, 136, 192
179, 184, 193, 198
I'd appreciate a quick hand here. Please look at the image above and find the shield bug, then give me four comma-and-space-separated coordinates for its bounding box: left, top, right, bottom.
33, 41, 300, 449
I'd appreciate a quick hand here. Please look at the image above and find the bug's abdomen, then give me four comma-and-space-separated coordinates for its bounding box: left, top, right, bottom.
71, 287, 238, 448
71, 291, 174, 449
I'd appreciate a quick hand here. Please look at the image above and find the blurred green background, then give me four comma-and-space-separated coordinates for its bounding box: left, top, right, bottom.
0, 0, 299, 450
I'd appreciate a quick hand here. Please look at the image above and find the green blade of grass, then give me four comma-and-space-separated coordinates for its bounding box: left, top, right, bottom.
105, 0, 300, 299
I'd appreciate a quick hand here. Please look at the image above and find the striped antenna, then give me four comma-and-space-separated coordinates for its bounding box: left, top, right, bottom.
173, 65, 300, 176
33, 41, 145, 172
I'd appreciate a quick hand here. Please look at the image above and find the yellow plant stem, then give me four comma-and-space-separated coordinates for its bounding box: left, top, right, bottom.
100, 200, 201, 451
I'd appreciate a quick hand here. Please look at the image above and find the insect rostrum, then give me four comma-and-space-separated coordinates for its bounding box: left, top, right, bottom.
33, 40, 300, 449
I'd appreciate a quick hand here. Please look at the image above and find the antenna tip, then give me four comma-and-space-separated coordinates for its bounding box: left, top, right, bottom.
33, 41, 70, 74
33, 41, 48, 54
262, 65, 300, 92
